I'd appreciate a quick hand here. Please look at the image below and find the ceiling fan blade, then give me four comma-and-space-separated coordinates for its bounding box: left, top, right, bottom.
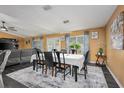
12, 29, 17, 31
1, 21, 17, 32
8, 27, 17, 31
8, 27, 15, 29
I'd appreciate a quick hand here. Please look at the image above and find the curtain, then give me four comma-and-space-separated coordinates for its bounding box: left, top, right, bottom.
32, 36, 42, 50
65, 33, 70, 54
83, 32, 89, 55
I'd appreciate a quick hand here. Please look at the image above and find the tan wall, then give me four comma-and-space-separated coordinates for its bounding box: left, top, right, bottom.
106, 5, 124, 87
0, 32, 25, 49
42, 27, 106, 61
89, 28, 106, 61
23, 37, 32, 49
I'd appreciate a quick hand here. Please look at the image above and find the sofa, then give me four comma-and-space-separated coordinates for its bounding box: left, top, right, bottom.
6, 48, 36, 66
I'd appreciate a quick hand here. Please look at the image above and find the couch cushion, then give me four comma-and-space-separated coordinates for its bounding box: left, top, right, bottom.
6, 49, 21, 66
21, 49, 33, 57
20, 49, 35, 63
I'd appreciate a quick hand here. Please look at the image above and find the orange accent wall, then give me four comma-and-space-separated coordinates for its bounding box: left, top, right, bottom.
105, 5, 124, 87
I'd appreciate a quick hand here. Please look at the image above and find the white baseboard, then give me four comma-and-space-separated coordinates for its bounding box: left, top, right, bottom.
106, 66, 123, 88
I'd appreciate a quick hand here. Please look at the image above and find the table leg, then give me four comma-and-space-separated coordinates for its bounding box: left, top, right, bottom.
72, 66, 74, 77
96, 56, 99, 65
102, 59, 106, 66
74, 66, 78, 82
36, 63, 38, 72
33, 60, 35, 70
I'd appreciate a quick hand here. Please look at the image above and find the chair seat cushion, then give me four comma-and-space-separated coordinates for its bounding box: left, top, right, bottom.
34, 60, 46, 65
56, 63, 71, 69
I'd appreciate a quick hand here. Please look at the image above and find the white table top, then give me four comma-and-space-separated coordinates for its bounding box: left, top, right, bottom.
60, 54, 84, 70
30, 53, 84, 71
61, 54, 84, 59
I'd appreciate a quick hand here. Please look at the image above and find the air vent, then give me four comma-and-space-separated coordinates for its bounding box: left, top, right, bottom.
63, 20, 69, 24
43, 5, 52, 11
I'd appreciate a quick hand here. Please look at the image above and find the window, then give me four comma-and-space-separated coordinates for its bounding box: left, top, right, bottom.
69, 35, 89, 54
69, 35, 83, 54
47, 38, 61, 51
70, 37, 76, 44
32, 39, 42, 50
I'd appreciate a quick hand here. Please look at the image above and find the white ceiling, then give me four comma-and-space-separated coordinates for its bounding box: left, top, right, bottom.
0, 5, 117, 37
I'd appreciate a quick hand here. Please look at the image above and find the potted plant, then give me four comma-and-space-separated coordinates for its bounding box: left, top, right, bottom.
70, 43, 81, 54
70, 43, 75, 49
75, 43, 81, 50
98, 48, 104, 55
70, 43, 75, 54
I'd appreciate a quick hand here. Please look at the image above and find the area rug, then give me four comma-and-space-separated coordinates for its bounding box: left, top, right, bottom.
6, 66, 108, 88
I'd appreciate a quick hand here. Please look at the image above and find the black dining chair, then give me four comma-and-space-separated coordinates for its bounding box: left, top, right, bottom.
0, 50, 11, 88
33, 48, 47, 74
72, 50, 89, 80
54, 51, 71, 80
44, 52, 57, 76
81, 50, 89, 79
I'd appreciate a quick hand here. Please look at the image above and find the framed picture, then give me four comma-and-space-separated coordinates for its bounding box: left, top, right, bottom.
111, 11, 124, 50
91, 32, 98, 39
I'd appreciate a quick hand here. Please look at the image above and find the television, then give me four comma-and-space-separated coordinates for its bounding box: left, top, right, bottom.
0, 43, 15, 50
0, 39, 16, 50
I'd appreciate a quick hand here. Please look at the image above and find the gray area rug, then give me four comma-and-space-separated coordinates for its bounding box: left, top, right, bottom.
7, 66, 108, 88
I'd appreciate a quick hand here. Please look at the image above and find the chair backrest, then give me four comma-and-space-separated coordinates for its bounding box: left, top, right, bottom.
55, 51, 66, 68
55, 51, 61, 67
0, 50, 11, 72
38, 49, 45, 61
0, 52, 6, 66
52, 49, 57, 62
44, 52, 54, 68
34, 48, 42, 60
84, 50, 89, 65
55, 51, 61, 62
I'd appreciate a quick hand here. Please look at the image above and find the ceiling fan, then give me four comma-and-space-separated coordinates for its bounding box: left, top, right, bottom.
0, 21, 17, 32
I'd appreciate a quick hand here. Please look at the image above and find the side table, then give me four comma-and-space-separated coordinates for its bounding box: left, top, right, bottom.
96, 54, 106, 66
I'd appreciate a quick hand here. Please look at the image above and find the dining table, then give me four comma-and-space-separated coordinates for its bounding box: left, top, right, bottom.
30, 53, 85, 82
